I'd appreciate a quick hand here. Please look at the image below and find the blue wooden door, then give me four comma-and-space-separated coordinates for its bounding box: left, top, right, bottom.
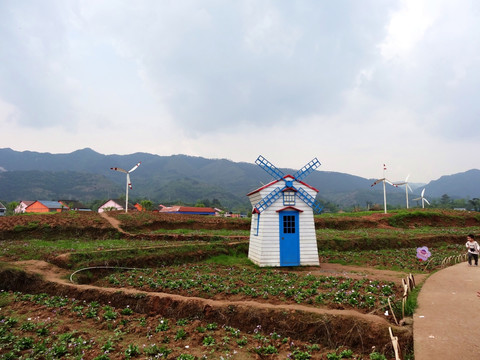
279, 211, 300, 266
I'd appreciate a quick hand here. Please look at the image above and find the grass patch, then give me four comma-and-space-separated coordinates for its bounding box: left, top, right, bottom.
203, 253, 253, 266
0, 290, 12, 308
387, 211, 463, 227
318, 244, 463, 272
0, 239, 161, 261
403, 283, 422, 316
317, 211, 379, 218
150, 228, 249, 236
68, 242, 249, 269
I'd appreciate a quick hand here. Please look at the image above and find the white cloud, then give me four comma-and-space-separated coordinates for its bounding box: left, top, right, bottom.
378, 0, 435, 62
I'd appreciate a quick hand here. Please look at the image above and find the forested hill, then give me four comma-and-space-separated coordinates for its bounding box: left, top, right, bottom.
0, 148, 478, 211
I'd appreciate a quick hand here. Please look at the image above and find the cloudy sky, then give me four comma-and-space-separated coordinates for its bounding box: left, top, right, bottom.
1, 0, 479, 183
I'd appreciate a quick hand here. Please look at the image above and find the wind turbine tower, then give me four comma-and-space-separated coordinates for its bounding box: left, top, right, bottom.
371, 164, 397, 214
394, 175, 413, 209
413, 188, 430, 209
110, 162, 141, 213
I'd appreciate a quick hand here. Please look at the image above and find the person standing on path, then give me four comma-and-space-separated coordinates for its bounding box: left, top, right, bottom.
466, 234, 480, 266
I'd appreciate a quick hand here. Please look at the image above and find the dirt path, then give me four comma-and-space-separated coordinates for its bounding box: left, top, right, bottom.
414, 261, 480, 360
99, 211, 127, 233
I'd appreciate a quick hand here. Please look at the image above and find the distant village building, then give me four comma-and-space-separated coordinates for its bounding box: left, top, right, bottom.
58, 200, 91, 211
223, 211, 245, 218
0, 202, 6, 216
25, 200, 65, 213
15, 200, 35, 214
158, 205, 216, 216
13, 200, 91, 213
98, 199, 135, 213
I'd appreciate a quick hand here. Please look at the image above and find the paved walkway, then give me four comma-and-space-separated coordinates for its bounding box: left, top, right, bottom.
414, 261, 480, 360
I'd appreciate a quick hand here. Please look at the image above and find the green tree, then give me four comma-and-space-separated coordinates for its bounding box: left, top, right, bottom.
6, 201, 18, 216
469, 198, 480, 211
140, 200, 154, 211
88, 199, 108, 212
440, 194, 452, 208
451, 198, 467, 209
211, 198, 223, 209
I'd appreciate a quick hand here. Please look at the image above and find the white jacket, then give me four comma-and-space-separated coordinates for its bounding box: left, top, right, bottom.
466, 240, 480, 255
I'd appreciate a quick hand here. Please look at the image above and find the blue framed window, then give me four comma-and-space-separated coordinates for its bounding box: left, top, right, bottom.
252, 213, 260, 236
283, 191, 295, 206
282, 214, 296, 234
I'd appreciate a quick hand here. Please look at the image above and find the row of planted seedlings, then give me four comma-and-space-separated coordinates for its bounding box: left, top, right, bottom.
0, 290, 391, 360
318, 244, 466, 272
91, 264, 401, 316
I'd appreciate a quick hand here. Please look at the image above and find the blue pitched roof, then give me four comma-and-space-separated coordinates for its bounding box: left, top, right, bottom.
38, 200, 63, 209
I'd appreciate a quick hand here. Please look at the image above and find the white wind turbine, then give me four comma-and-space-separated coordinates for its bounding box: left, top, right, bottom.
394, 175, 413, 209
413, 188, 430, 209
110, 162, 141, 213
371, 164, 397, 214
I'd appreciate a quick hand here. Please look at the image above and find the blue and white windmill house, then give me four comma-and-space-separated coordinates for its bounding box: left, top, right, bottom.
246, 155, 323, 267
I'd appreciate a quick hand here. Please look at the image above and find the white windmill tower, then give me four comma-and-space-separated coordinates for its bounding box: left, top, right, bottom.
371, 164, 397, 214
247, 155, 323, 267
394, 175, 413, 209
413, 188, 430, 208
110, 162, 141, 213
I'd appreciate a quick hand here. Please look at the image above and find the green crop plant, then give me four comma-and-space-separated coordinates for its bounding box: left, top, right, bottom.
174, 329, 188, 341
202, 335, 215, 346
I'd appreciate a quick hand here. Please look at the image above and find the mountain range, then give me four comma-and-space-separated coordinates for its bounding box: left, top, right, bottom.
0, 148, 479, 212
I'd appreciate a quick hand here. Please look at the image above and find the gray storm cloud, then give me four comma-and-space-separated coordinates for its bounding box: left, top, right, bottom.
0, 0, 397, 133
1, 0, 480, 183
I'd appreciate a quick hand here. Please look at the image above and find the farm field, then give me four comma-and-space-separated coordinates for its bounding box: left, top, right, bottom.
0, 209, 478, 359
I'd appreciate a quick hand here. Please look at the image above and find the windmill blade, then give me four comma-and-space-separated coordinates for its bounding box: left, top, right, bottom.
310, 200, 323, 214
424, 198, 431, 205
254, 187, 282, 213
293, 158, 321, 181
127, 173, 132, 189
129, 162, 141, 173
385, 179, 397, 187
111, 167, 128, 174
407, 184, 413, 193
255, 155, 285, 180
412, 197, 421, 201
405, 174, 410, 182
296, 188, 323, 214
371, 178, 385, 187
421, 188, 426, 197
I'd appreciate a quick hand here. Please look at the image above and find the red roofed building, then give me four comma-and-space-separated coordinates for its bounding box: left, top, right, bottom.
25, 200, 64, 213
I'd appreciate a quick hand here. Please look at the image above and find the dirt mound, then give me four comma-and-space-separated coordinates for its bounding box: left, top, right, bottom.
0, 211, 119, 240
315, 210, 480, 229
108, 211, 251, 232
